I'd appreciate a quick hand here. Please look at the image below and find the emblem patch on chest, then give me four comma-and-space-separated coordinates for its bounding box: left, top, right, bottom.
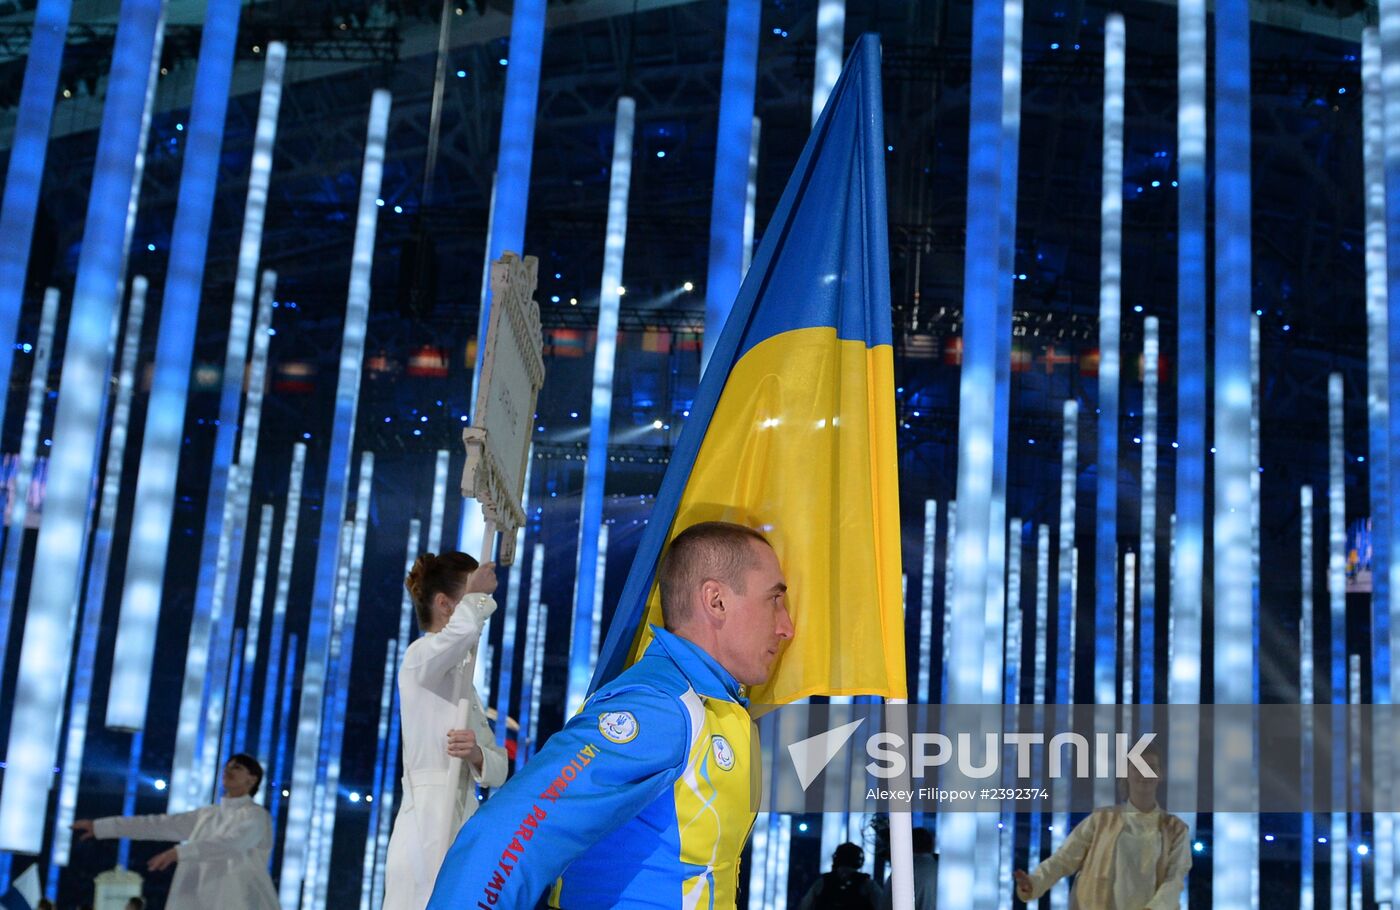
711, 734, 736, 771
598, 711, 639, 744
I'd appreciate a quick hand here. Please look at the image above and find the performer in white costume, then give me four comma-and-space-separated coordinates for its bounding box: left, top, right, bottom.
1012, 749, 1191, 910
73, 754, 279, 910
383, 550, 509, 910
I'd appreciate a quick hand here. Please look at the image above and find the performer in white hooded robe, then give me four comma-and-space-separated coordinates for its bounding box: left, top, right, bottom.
73, 754, 280, 910
383, 550, 509, 910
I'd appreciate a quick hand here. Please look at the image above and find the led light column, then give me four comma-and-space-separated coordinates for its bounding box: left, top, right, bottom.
281, 90, 390, 908
528, 604, 549, 761
1095, 14, 1125, 713
271, 632, 298, 851
470, 0, 545, 393
1051, 399, 1078, 910
1027, 524, 1049, 867
811, 0, 845, 125
0, 0, 71, 439
50, 275, 146, 864
190, 272, 277, 807
1363, 28, 1395, 902
0, 0, 162, 850
1122, 552, 1136, 707
702, 0, 760, 372
1139, 318, 1159, 709
316, 453, 373, 907
106, 21, 273, 733
235, 504, 276, 752
569, 97, 634, 713
302, 519, 354, 908
918, 501, 937, 701
938, 0, 1004, 899
517, 542, 545, 768
1170, 0, 1207, 856
374, 519, 421, 910
361, 637, 398, 910
1383, 0, 1400, 883
428, 450, 450, 554
258, 443, 306, 764
0, 287, 59, 692
941, 500, 957, 704
1329, 374, 1348, 910
1301, 486, 1315, 910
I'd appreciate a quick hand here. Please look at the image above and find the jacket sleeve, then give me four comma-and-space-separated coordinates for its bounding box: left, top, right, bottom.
1024, 811, 1099, 901
426, 684, 690, 910
175, 809, 271, 863
403, 594, 494, 686
1143, 818, 1193, 910
468, 688, 510, 789
93, 809, 203, 843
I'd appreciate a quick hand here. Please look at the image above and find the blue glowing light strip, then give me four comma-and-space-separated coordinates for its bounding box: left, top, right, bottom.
1214, 0, 1258, 885
428, 451, 449, 555
747, 812, 770, 908
361, 636, 398, 910
494, 524, 527, 744
0, 0, 161, 844
1055, 400, 1078, 709
918, 500, 937, 701
589, 523, 608, 668
270, 632, 298, 855
811, 0, 845, 126
258, 443, 306, 764
528, 604, 549, 761
471, 0, 545, 397
1001, 519, 1023, 903
1028, 523, 1049, 866
938, 0, 1003, 899
235, 504, 276, 754
1051, 400, 1077, 910
115, 731, 144, 871
569, 97, 634, 714
743, 117, 761, 276
1348, 654, 1362, 910
1139, 317, 1159, 708
165, 88, 285, 798
191, 272, 277, 806
221, 628, 245, 766
702, 0, 760, 372
0, 287, 59, 700
1122, 552, 1135, 707
316, 454, 373, 907
518, 542, 545, 768
302, 519, 354, 907
1329, 374, 1348, 910
49, 274, 146, 864
107, 15, 265, 735
940, 500, 957, 704
1382, 0, 1400, 885
1364, 28, 1395, 901
984, 0, 1022, 712
0, 0, 71, 445
1301, 485, 1315, 910
372, 521, 418, 910
282, 89, 390, 907
1095, 13, 1125, 710
1167, 0, 1206, 853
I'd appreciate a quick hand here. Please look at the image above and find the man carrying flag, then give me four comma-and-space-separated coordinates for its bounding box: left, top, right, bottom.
428, 32, 906, 909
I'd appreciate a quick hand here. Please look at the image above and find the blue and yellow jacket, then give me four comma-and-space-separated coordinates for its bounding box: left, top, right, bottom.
426, 626, 756, 910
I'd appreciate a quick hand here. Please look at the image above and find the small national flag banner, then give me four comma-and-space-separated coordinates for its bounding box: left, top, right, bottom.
590, 34, 907, 707
0, 862, 41, 910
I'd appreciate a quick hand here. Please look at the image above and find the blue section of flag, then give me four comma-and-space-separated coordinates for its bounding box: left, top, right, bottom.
589, 33, 891, 695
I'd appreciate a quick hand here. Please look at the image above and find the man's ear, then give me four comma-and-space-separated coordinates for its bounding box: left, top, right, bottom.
698, 579, 726, 621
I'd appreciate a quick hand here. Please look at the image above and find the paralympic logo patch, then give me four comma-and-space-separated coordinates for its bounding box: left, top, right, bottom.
711, 735, 736, 771
598, 711, 639, 744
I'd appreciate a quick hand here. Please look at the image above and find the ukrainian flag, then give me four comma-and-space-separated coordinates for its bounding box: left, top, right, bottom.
591, 34, 906, 707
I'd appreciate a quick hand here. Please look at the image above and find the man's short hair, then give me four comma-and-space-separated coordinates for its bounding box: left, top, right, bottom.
658, 521, 771, 630
228, 753, 265, 796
